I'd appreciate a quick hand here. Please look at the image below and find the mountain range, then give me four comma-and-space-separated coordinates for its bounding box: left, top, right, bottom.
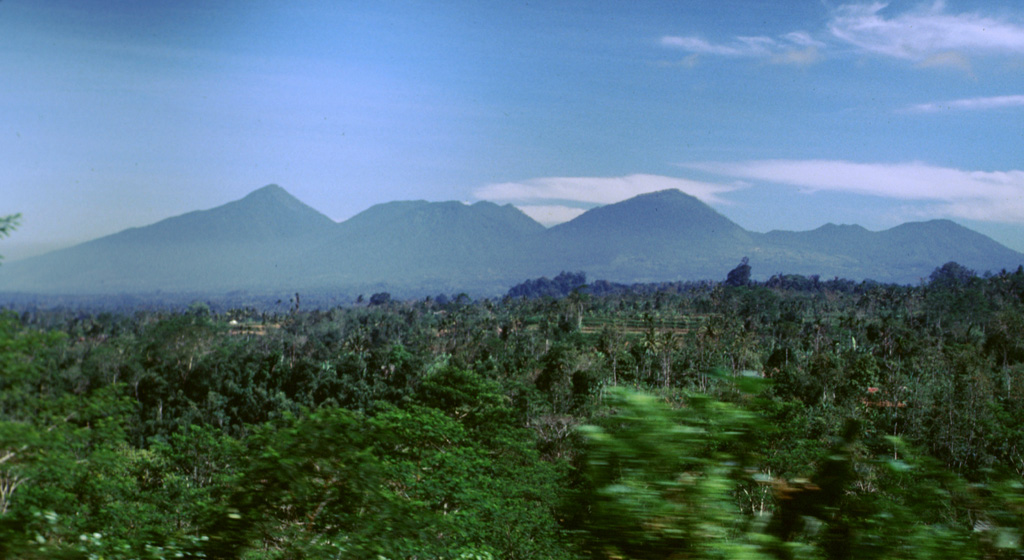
1, 184, 1021, 297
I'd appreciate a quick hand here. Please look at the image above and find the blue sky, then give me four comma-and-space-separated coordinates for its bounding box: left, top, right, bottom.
3, 0, 1024, 260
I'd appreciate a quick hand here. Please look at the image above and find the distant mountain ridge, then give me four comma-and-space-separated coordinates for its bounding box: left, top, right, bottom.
535, 190, 754, 282
111, 184, 337, 245
1, 184, 1021, 296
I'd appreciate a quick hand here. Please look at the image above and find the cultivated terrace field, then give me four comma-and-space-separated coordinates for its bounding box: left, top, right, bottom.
2, 265, 1024, 559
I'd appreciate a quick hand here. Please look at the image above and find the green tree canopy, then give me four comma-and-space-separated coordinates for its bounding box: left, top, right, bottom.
0, 213, 20, 263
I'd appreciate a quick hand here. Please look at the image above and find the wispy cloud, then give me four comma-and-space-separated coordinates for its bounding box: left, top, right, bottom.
660, 36, 764, 57
828, 2, 1024, 60
661, 3, 1024, 69
474, 174, 740, 225
904, 94, 1024, 113
684, 160, 1024, 223
783, 31, 826, 48
660, 31, 824, 65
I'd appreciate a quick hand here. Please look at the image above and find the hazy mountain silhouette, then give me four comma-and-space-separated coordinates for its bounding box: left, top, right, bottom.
532, 189, 753, 281
0, 184, 336, 293
1, 184, 1021, 295
119, 184, 338, 244
297, 199, 544, 291
756, 220, 1023, 283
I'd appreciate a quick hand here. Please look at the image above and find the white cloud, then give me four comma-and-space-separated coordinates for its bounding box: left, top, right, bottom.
683, 159, 1024, 223
904, 94, 1024, 113
473, 174, 741, 225
828, 2, 1024, 60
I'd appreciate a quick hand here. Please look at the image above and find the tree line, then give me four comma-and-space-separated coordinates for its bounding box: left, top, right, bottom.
0, 263, 1022, 558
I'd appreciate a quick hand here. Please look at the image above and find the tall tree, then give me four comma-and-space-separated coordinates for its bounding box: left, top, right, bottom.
725, 256, 751, 287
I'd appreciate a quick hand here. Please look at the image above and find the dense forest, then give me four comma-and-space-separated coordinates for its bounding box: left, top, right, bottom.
1, 263, 1024, 559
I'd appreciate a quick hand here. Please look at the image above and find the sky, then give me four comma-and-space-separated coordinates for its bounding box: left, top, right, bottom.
2, 0, 1024, 261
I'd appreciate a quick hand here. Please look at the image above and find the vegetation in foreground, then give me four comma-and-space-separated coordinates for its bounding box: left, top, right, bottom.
0, 264, 1023, 558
